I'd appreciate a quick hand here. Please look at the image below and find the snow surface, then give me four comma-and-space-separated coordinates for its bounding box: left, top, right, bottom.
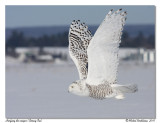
6, 61, 156, 119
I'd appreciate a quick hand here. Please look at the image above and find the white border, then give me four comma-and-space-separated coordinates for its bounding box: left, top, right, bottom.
2, 0, 159, 5
1, 0, 159, 123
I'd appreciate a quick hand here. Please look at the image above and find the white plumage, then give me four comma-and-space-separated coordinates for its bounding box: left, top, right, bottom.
86, 10, 126, 85
68, 9, 138, 100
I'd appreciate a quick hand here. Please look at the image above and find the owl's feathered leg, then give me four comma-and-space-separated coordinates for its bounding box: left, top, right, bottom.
115, 93, 125, 100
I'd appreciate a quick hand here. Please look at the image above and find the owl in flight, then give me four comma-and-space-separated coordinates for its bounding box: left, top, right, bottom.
68, 9, 138, 100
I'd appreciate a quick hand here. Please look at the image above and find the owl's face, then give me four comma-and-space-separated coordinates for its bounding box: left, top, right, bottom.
68, 80, 85, 96
68, 82, 82, 95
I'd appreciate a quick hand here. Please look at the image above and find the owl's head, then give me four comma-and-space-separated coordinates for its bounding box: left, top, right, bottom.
68, 79, 88, 96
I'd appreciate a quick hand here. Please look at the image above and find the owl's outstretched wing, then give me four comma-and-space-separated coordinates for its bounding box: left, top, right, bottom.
69, 20, 92, 79
86, 9, 127, 85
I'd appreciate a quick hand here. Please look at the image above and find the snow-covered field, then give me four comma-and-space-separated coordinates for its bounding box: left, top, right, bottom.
6, 60, 156, 119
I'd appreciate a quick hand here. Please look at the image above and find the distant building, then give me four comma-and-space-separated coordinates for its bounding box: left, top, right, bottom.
139, 48, 155, 63
119, 48, 155, 63
12, 47, 155, 63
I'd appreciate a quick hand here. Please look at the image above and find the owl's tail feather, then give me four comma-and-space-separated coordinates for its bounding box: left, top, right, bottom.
111, 84, 138, 100
111, 84, 138, 93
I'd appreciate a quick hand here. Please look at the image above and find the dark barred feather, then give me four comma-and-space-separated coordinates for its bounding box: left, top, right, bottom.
86, 83, 113, 100
69, 20, 92, 79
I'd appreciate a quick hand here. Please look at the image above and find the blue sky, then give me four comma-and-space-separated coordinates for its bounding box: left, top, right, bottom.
5, 5, 155, 28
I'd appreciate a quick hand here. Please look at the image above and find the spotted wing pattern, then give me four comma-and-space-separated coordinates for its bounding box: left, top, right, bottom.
69, 20, 92, 79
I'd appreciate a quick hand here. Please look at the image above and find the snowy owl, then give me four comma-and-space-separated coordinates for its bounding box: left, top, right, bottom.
68, 9, 138, 100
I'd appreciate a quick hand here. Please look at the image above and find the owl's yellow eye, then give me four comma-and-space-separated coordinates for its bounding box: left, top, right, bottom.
71, 86, 74, 88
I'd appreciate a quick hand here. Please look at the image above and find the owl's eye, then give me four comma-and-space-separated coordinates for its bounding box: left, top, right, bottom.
71, 86, 74, 88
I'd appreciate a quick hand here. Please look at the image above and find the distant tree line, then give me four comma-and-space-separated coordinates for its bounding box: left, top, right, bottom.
6, 30, 68, 48
6, 30, 155, 49
120, 31, 155, 49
